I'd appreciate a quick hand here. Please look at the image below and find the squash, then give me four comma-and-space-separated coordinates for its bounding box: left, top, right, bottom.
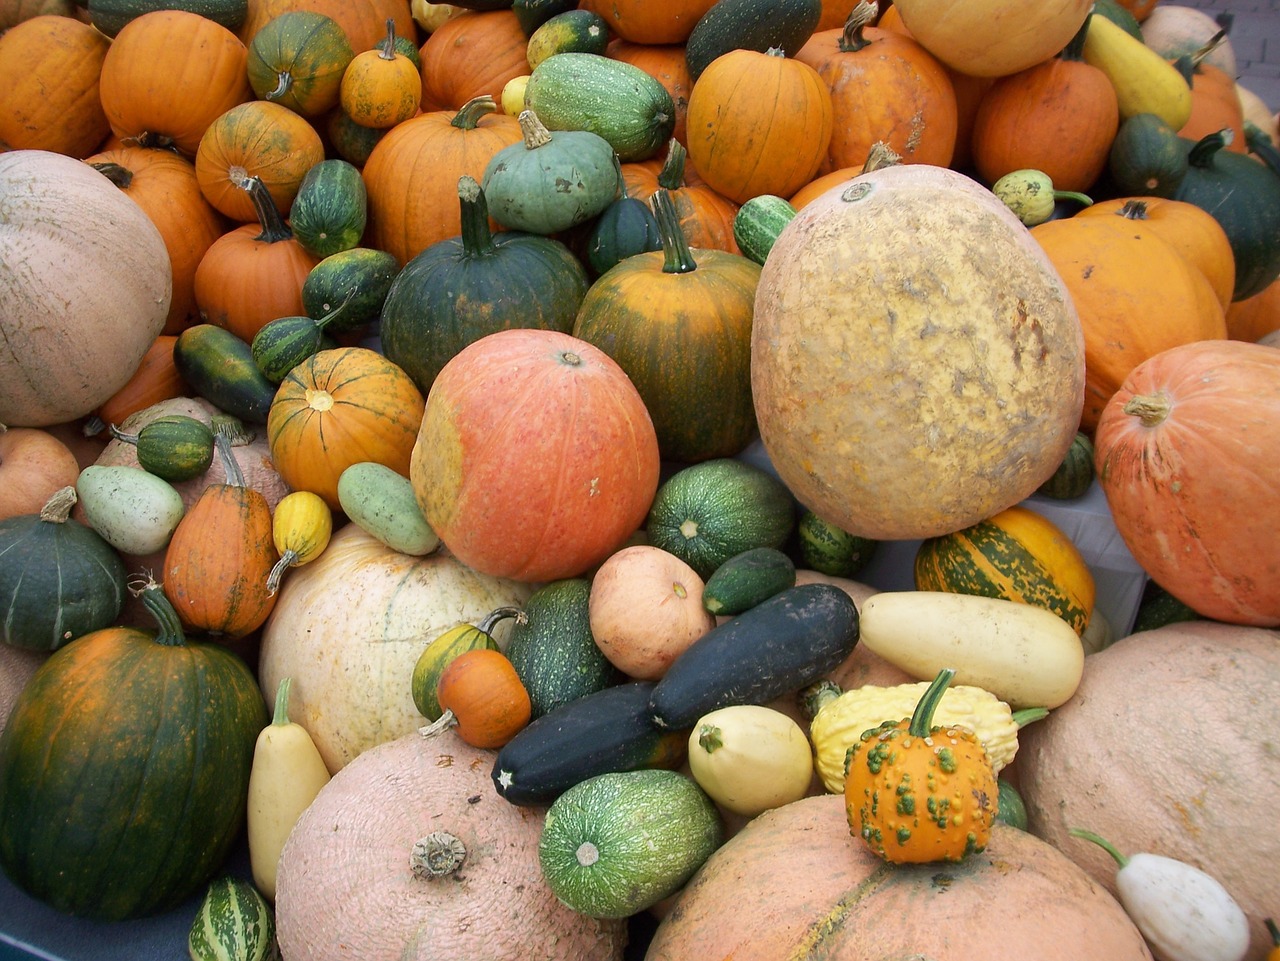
339, 17, 421, 129
75, 464, 187, 557
238, 0, 414, 53
576, 0, 714, 45
525, 9, 609, 69
752, 163, 1084, 540
409, 328, 660, 583
648, 797, 1153, 959
336, 461, 439, 557
426, 647, 532, 748
1108, 110, 1191, 198
701, 546, 796, 616
1094, 340, 1280, 626
1019, 620, 1280, 961
188, 876, 276, 961
1037, 430, 1096, 499
267, 490, 332, 594
175, 322, 279, 425
1081, 10, 1193, 128
604, 38, 692, 147
89, 0, 249, 36
621, 137, 741, 255
1226, 276, 1280, 344
1140, 4, 1238, 77
288, 158, 367, 258
0, 425, 80, 522
418, 9, 531, 110
687, 704, 812, 817
796, 510, 878, 579
107, 414, 215, 483
682, 0, 822, 82
0, 581, 267, 920
410, 606, 520, 722
732, 193, 795, 266
246, 10, 354, 118
258, 523, 532, 773
0, 150, 172, 428
301, 247, 399, 333
583, 178, 663, 276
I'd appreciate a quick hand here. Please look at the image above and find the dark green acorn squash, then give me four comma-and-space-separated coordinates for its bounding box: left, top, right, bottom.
1107, 112, 1188, 199
512, 0, 579, 36
683, 0, 823, 81
288, 158, 367, 259
583, 180, 662, 277
379, 174, 590, 396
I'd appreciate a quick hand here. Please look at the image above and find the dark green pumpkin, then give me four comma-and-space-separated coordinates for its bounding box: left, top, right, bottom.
289, 158, 367, 259
108, 414, 216, 483
683, 0, 823, 81
246, 10, 354, 118
0, 487, 127, 652
572, 188, 761, 464
584, 180, 662, 277
527, 9, 611, 66
1107, 111, 1188, 199
1036, 431, 1095, 500
0, 583, 267, 920
88, 0, 247, 36
301, 246, 400, 333
379, 174, 590, 396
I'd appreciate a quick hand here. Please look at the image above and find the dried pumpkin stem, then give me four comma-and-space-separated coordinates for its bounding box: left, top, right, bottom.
39, 486, 77, 523
1121, 392, 1172, 428
410, 831, 467, 879
517, 109, 554, 150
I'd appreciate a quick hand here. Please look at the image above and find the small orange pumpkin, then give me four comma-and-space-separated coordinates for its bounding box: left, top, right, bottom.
429, 647, 532, 749
620, 138, 740, 254
0, 425, 81, 522
339, 18, 421, 129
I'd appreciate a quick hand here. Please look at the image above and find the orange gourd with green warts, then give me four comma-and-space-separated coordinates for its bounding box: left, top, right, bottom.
844, 667, 998, 864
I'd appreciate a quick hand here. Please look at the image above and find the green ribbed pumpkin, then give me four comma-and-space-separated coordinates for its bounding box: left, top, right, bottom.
246, 11, 354, 118
913, 505, 1096, 635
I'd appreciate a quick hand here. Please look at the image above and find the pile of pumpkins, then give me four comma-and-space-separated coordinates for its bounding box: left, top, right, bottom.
1, 0, 1279, 958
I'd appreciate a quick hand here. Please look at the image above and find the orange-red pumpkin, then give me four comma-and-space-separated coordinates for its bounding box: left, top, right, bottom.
418, 10, 528, 111
409, 328, 660, 583
576, 0, 716, 45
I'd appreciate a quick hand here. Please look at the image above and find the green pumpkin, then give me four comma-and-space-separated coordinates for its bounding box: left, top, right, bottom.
289, 158, 367, 259
379, 174, 590, 396
246, 11, 354, 118
583, 180, 662, 277
1107, 111, 1188, 199
0, 583, 267, 920
0, 487, 127, 651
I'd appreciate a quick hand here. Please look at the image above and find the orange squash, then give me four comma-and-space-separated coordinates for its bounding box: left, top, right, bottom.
418, 10, 529, 111
339, 18, 422, 129
430, 648, 531, 748
576, 0, 716, 44
93, 334, 189, 428
1226, 275, 1280, 344
1179, 58, 1247, 153
621, 139, 740, 255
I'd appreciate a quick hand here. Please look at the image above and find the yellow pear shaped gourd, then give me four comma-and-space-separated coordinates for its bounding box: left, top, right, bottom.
1082, 14, 1192, 129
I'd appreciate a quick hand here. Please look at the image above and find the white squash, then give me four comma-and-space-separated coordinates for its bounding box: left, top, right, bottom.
75, 464, 185, 556
687, 704, 813, 817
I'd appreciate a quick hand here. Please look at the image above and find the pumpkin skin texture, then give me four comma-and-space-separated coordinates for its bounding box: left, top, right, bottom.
0, 427, 80, 522
646, 796, 1153, 960
621, 139, 741, 255
0, 150, 173, 428
751, 164, 1085, 540
419, 10, 530, 111
1093, 340, 1280, 626
246, 10, 355, 118
258, 523, 532, 772
577, 0, 715, 45
274, 728, 625, 960
410, 328, 661, 583
1019, 620, 1280, 961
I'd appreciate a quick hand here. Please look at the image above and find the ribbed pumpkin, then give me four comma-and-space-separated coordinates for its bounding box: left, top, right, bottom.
267, 347, 426, 510
246, 10, 355, 117
576, 0, 715, 44
572, 189, 761, 464
238, 0, 414, 52
914, 504, 1097, 635
1094, 340, 1280, 626
363, 96, 522, 266
410, 328, 660, 582
379, 175, 589, 397
419, 9, 530, 110
0, 15, 110, 158
686, 47, 833, 205
0, 581, 267, 921
621, 138, 740, 255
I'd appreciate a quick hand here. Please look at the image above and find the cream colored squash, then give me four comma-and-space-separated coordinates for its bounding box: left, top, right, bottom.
258, 523, 532, 773
752, 164, 1085, 541
1140, 5, 1238, 78
0, 150, 171, 427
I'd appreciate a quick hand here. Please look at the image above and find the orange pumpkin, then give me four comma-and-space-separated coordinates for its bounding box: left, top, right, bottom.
409, 328, 661, 583
93, 335, 189, 428
239, 0, 416, 53
1179, 59, 1247, 153
99, 9, 253, 156
0, 15, 110, 158
85, 146, 228, 334
621, 139, 740, 255
686, 48, 833, 206
0, 0, 78, 30
266, 347, 426, 510
362, 95, 521, 266
0, 425, 81, 522
576, 0, 716, 44
789, 165, 860, 209
795, 1, 957, 171
430, 648, 531, 749
195, 100, 325, 222
418, 10, 529, 111
1094, 340, 1280, 626
1113, 0, 1159, 21
606, 39, 692, 147
339, 18, 422, 129
1226, 275, 1280, 343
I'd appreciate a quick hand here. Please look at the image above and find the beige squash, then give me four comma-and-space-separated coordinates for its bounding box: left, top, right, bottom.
752, 164, 1084, 541
258, 523, 532, 773
0, 150, 172, 427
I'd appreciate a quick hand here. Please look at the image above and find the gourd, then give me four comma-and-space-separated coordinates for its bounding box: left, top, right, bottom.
425, 648, 532, 748
187, 876, 276, 961
1081, 11, 1193, 129
107, 415, 215, 483
75, 465, 187, 557
796, 510, 877, 578
991, 169, 1094, 227
237, 0, 415, 53
89, 0, 249, 37
582, 178, 662, 276
410, 607, 523, 722
337, 461, 440, 557
621, 137, 741, 254
250, 306, 347, 384
339, 18, 421, 129
288, 158, 367, 258
266, 491, 333, 595
1038, 430, 1096, 499
246, 10, 354, 118
683, 0, 822, 82
301, 247, 399, 333
687, 704, 813, 817
93, 334, 187, 426
418, 8, 531, 111
732, 194, 795, 266
525, 9, 610, 69
701, 546, 796, 616
1108, 110, 1191, 198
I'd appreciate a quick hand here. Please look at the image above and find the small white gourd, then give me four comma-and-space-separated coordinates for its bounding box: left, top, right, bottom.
1070, 828, 1249, 961
687, 704, 813, 817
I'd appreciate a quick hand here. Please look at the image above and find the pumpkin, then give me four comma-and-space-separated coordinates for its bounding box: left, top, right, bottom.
752, 163, 1085, 540
1093, 340, 1279, 626
1019, 619, 1280, 961
85, 146, 228, 335
428, 647, 532, 748
0, 425, 80, 522
1140, 4, 1237, 76
576, 0, 714, 44
0, 0, 77, 29
363, 95, 522, 266
419, 9, 530, 110
621, 138, 741, 255
274, 728, 626, 958
0, 644, 45, 741
795, 1, 958, 171
238, 0, 415, 52
571, 188, 761, 463
258, 523, 532, 772
0, 150, 172, 428
0, 580, 267, 921
339, 18, 422, 129
606, 38, 692, 147
685, 46, 833, 206
99, 9, 253, 156
645, 796, 1154, 959
0, 15, 110, 158
1226, 276, 1280, 344
246, 10, 355, 117
1176, 35, 1247, 151
409, 328, 660, 583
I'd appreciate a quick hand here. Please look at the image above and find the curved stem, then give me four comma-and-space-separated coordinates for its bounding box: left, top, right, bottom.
266, 71, 293, 102
266, 548, 299, 595
656, 138, 688, 191
241, 176, 294, 244
517, 109, 554, 150
452, 95, 498, 130
213, 428, 247, 488
1012, 707, 1049, 728
908, 668, 955, 738
800, 679, 843, 722
39, 486, 77, 523
457, 175, 498, 258
837, 0, 877, 53
1068, 827, 1130, 869
89, 162, 134, 189
478, 605, 528, 635
136, 578, 188, 647
377, 17, 398, 60
108, 425, 141, 446
1188, 129, 1232, 169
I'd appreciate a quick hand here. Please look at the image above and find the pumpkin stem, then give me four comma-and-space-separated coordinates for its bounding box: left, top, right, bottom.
410, 831, 467, 879
1121, 392, 1172, 428
377, 17, 399, 61
799, 678, 843, 722
211, 414, 254, 447
656, 138, 690, 191
651, 188, 699, 275
1068, 827, 1130, 869
271, 676, 295, 726
89, 162, 134, 189
240, 175, 294, 244
134, 577, 189, 647
213, 427, 248, 488
456, 175, 499, 257
1190, 28, 1228, 70
418, 708, 457, 738
1116, 199, 1149, 220
861, 141, 902, 174
517, 109, 554, 150
266, 549, 299, 595
266, 71, 293, 102
907, 668, 955, 738
837, 0, 878, 53
1187, 129, 1232, 169
38, 486, 78, 524
451, 95, 498, 130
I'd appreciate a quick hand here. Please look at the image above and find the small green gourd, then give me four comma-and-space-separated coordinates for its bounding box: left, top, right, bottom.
991, 169, 1093, 226
109, 414, 215, 482
186, 875, 276, 961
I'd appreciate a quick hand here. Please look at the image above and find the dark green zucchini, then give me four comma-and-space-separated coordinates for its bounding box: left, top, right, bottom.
289, 158, 367, 259
301, 247, 400, 333
512, 0, 578, 36
491, 682, 687, 806
648, 582, 859, 730
684, 0, 823, 81
172, 324, 278, 424
701, 546, 796, 616
87, 0, 247, 37
107, 415, 215, 483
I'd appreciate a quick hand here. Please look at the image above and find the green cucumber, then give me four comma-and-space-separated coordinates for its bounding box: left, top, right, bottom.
336, 461, 439, 556
288, 158, 367, 259
301, 247, 400, 334
107, 414, 214, 483
796, 509, 878, 578
523, 52, 676, 162
187, 875, 275, 961
172, 324, 278, 424
649, 582, 859, 730
701, 546, 796, 616
504, 579, 619, 720
732, 194, 796, 266
87, 0, 247, 37
491, 682, 688, 807
684, 0, 823, 81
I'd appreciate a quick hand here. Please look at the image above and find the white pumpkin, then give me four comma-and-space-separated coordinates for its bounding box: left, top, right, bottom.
0, 150, 172, 427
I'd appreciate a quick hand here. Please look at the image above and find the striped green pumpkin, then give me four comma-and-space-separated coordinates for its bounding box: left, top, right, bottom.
187, 876, 276, 961
913, 505, 1095, 635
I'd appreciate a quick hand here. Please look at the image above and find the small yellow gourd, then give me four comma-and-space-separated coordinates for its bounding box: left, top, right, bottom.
267, 490, 333, 594
687, 704, 814, 817
246, 677, 332, 900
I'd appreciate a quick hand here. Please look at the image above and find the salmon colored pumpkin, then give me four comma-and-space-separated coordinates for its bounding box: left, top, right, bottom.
239, 0, 416, 53
409, 328, 660, 583
418, 10, 529, 111
1093, 340, 1280, 626
0, 425, 80, 522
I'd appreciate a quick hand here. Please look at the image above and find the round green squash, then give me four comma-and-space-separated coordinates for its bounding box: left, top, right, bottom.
583, 183, 661, 277
188, 876, 276, 961
795, 509, 877, 579
288, 157, 367, 259
1036, 431, 1095, 500
246, 10, 354, 119
0, 487, 127, 651
0, 583, 267, 920
108, 414, 215, 483
1108, 111, 1189, 199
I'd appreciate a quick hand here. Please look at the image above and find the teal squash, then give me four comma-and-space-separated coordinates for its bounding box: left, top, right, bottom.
379, 174, 590, 396
572, 188, 761, 464
288, 158, 367, 259
301, 246, 400, 333
0, 487, 127, 652
0, 582, 267, 920
88, 0, 248, 36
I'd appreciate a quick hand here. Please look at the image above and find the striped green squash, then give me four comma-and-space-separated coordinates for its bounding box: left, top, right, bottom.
187, 875, 276, 961
913, 505, 1096, 635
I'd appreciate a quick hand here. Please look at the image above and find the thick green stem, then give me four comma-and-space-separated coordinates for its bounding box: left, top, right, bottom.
452, 95, 498, 130
457, 175, 498, 257
272, 677, 294, 726
136, 579, 188, 647
908, 668, 955, 738
651, 188, 698, 275
1012, 707, 1050, 729
242, 176, 294, 244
